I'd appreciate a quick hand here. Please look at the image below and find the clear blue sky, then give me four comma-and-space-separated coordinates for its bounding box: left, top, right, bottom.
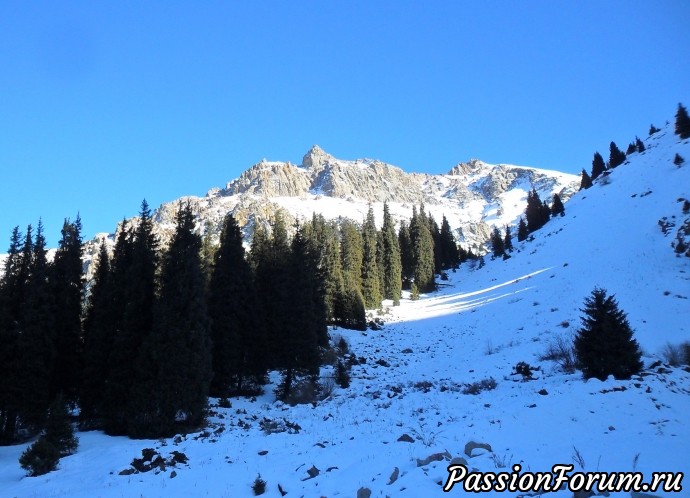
1, 1, 689, 246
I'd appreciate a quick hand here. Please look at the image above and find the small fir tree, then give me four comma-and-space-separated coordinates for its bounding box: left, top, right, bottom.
490, 226, 505, 258
43, 398, 78, 456
608, 141, 626, 168
517, 217, 529, 242
674, 153, 685, 167
19, 437, 60, 476
573, 288, 643, 381
635, 137, 645, 152
649, 124, 660, 136
580, 169, 593, 190
503, 225, 513, 252
675, 103, 690, 139
551, 193, 565, 217
591, 152, 606, 180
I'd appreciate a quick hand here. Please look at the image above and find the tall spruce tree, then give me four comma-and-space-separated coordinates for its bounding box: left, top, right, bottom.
438, 215, 459, 270
409, 205, 435, 294
340, 219, 363, 292
503, 225, 513, 252
208, 213, 266, 396
525, 189, 547, 233
676, 103, 690, 139
591, 152, 606, 180
18, 221, 55, 432
103, 201, 158, 436
80, 241, 113, 426
580, 169, 593, 190
132, 202, 211, 437
50, 216, 84, 401
380, 202, 402, 304
635, 137, 645, 152
361, 206, 382, 308
574, 288, 642, 381
398, 221, 413, 288
608, 141, 626, 168
490, 226, 505, 258
0, 227, 26, 443
517, 217, 528, 242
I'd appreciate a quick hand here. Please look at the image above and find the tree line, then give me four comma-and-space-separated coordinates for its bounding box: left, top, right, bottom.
0, 200, 464, 442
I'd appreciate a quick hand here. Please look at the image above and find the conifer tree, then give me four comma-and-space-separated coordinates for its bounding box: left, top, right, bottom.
503, 225, 513, 252
675, 103, 690, 139
438, 215, 459, 270
307, 215, 345, 326
551, 193, 565, 217
517, 217, 528, 242
574, 288, 643, 381
18, 221, 55, 432
674, 153, 685, 167
132, 202, 211, 437
0, 227, 26, 443
490, 226, 505, 258
398, 221, 413, 288
380, 202, 403, 304
361, 206, 382, 308
43, 397, 78, 456
208, 214, 266, 396
649, 124, 660, 136
276, 225, 322, 400
525, 189, 546, 233
50, 216, 84, 401
635, 137, 645, 153
340, 219, 363, 293
80, 241, 113, 426
409, 205, 435, 294
591, 152, 606, 180
580, 169, 593, 190
608, 141, 626, 168
103, 201, 158, 436
427, 213, 442, 273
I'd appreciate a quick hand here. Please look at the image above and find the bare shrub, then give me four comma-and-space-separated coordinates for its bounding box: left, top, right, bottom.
540, 335, 576, 373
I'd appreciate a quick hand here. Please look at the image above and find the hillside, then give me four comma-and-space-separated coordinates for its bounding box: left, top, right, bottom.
0, 124, 687, 496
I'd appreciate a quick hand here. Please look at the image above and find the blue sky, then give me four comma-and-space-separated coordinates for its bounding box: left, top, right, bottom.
1, 1, 689, 246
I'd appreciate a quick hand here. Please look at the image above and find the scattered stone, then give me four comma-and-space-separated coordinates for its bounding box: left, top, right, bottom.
170, 470, 177, 479
397, 433, 415, 443
416, 450, 452, 467
170, 451, 188, 465
388, 467, 399, 485
258, 450, 269, 456
527, 404, 537, 408
119, 468, 137, 476
538, 389, 548, 395
357, 487, 372, 498
306, 465, 320, 478
464, 441, 492, 457
402, 348, 414, 354
608, 426, 615, 431
278, 483, 287, 496
449, 456, 468, 467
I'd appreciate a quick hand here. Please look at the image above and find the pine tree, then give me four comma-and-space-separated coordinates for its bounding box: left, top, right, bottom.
649, 124, 660, 136
103, 201, 159, 436
438, 215, 459, 270
43, 397, 78, 456
18, 221, 55, 432
573, 288, 643, 381
381, 202, 403, 303
340, 219, 363, 293
675, 103, 690, 139
132, 202, 211, 437
591, 152, 606, 180
208, 213, 266, 396
503, 225, 513, 252
50, 216, 84, 401
525, 189, 547, 233
398, 221, 413, 288
307, 215, 345, 326
635, 137, 645, 153
427, 213, 442, 274
80, 241, 113, 426
490, 226, 505, 258
608, 141, 626, 168
517, 217, 528, 242
551, 193, 565, 217
409, 205, 435, 293
0, 227, 26, 443
580, 169, 593, 190
360, 206, 382, 308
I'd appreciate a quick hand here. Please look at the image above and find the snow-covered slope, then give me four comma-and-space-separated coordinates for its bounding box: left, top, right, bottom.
1, 127, 688, 497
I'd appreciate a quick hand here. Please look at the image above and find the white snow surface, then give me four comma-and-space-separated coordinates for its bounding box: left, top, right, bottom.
1, 128, 689, 497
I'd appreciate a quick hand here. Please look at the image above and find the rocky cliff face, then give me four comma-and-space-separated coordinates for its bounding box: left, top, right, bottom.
82, 146, 579, 278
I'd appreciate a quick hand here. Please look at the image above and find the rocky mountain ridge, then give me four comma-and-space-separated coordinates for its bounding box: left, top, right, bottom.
78, 146, 578, 273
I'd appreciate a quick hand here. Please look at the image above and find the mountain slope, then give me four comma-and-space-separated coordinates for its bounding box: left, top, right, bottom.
1, 128, 688, 496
